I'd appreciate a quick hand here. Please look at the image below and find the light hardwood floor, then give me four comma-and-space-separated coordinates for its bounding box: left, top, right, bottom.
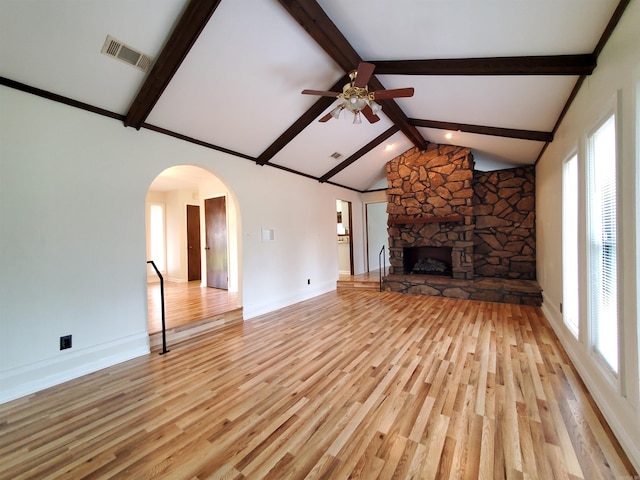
148, 281, 240, 334
1, 290, 636, 479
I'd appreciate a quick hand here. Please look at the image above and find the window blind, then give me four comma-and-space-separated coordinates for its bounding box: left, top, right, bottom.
588, 115, 618, 373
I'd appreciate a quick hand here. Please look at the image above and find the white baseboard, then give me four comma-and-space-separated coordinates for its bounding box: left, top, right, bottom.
0, 333, 150, 404
243, 280, 335, 320
541, 295, 640, 472
167, 277, 187, 283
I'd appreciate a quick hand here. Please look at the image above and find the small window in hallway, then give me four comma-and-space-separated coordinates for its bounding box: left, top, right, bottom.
149, 203, 166, 272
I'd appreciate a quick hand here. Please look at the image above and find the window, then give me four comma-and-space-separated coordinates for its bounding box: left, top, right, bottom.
587, 114, 618, 373
562, 154, 579, 337
149, 203, 166, 273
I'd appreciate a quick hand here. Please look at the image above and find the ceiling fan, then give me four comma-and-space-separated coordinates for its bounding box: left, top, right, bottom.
302, 62, 414, 124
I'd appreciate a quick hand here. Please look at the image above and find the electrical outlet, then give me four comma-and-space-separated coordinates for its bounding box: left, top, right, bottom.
60, 335, 72, 350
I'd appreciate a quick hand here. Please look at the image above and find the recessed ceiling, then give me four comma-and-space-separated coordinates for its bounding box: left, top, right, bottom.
0, 0, 626, 191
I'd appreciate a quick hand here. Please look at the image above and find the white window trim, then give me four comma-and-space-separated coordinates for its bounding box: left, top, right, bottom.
562, 150, 580, 338
585, 93, 621, 383
632, 64, 640, 408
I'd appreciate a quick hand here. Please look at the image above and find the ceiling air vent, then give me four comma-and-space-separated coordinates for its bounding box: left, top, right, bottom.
101, 35, 153, 73
330, 152, 343, 160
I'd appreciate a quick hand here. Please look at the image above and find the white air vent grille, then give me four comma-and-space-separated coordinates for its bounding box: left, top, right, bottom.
101, 35, 153, 73
330, 152, 343, 160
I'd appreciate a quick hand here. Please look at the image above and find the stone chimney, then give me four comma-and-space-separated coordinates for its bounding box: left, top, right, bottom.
386, 145, 475, 280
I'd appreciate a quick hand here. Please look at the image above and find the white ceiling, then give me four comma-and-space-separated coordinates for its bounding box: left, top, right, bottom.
0, 0, 623, 192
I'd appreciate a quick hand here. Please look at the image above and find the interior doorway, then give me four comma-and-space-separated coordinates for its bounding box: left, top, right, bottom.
145, 165, 241, 333
336, 199, 354, 275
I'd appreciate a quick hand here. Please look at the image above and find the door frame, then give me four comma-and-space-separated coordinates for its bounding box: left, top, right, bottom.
337, 199, 354, 276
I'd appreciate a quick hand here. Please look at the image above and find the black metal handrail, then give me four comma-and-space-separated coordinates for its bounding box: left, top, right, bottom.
147, 260, 169, 355
378, 245, 386, 292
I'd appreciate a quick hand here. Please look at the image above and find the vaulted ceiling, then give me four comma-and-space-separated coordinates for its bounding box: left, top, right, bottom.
0, 0, 630, 192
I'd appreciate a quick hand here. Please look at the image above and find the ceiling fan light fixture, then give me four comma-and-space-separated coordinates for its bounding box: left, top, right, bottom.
330, 104, 344, 119
302, 62, 413, 125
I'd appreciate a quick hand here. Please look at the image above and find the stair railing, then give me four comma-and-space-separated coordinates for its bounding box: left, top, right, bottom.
147, 260, 169, 355
378, 245, 386, 292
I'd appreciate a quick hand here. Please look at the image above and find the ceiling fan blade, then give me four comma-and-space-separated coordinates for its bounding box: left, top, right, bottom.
319, 112, 333, 122
354, 62, 375, 88
361, 105, 380, 123
371, 87, 415, 100
301, 89, 340, 97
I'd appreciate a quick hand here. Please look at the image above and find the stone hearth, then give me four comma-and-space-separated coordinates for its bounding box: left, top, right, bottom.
383, 274, 542, 306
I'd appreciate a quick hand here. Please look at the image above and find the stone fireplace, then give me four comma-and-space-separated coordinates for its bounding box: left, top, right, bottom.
382, 144, 542, 306
386, 144, 475, 280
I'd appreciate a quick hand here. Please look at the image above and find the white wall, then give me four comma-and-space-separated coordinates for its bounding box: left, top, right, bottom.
0, 86, 365, 402
536, 0, 640, 469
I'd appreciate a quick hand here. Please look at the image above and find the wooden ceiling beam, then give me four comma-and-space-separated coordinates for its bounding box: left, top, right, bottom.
276, 0, 360, 70
369, 55, 597, 76
319, 126, 399, 183
277, 0, 428, 151
409, 119, 553, 142
256, 75, 349, 165
124, 0, 222, 129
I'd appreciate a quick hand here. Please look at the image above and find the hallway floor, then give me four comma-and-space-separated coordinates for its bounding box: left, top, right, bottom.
147, 280, 240, 334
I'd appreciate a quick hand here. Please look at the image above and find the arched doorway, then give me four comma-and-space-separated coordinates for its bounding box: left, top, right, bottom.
145, 165, 241, 334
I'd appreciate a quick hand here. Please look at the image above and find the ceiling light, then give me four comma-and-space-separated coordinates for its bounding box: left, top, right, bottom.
385, 144, 394, 151
331, 69, 383, 124
330, 104, 344, 119
302, 62, 414, 125
445, 132, 453, 139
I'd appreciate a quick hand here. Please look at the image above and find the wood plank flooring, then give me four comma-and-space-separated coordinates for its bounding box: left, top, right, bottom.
1, 290, 636, 479
148, 281, 240, 334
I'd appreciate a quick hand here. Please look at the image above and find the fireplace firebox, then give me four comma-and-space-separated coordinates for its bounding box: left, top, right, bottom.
403, 246, 453, 276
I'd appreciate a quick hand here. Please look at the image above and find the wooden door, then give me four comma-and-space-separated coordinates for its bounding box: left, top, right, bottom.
204, 196, 228, 290
186, 205, 201, 281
